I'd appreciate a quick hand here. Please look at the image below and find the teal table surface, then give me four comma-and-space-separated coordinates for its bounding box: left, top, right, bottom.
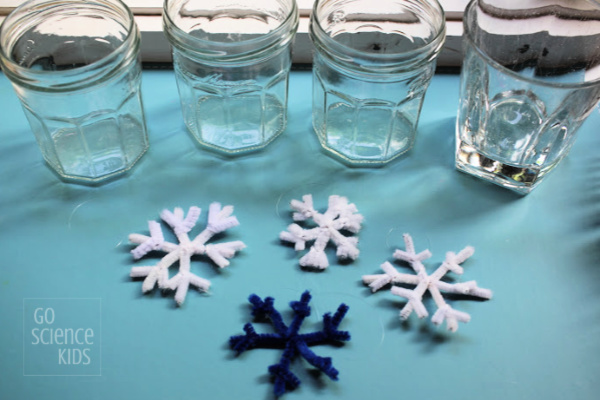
1, 69, 599, 400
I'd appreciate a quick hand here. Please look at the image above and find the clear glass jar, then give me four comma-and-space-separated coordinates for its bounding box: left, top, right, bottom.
456, 0, 600, 194
310, 0, 446, 165
0, 0, 149, 183
163, 0, 299, 155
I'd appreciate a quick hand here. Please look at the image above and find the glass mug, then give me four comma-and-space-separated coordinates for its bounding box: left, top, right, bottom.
310, 0, 446, 165
163, 0, 299, 154
457, 0, 600, 194
0, 0, 149, 183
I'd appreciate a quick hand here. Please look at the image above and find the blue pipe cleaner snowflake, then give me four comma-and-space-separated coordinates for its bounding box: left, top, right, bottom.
229, 291, 351, 397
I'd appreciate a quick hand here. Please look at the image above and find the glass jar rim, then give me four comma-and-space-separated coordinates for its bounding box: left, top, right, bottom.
163, 0, 299, 61
463, 0, 600, 89
310, 0, 446, 67
0, 0, 138, 89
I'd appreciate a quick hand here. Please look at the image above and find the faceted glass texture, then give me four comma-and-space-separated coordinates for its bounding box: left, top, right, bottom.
16, 67, 148, 182
172, 49, 291, 153
312, 52, 435, 165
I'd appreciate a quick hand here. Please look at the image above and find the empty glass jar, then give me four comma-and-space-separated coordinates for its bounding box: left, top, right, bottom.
0, 0, 149, 183
310, 0, 446, 165
163, 0, 299, 154
456, 0, 600, 194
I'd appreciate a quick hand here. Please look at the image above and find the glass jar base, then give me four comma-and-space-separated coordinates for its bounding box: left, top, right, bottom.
314, 125, 411, 167
318, 144, 409, 167
312, 104, 415, 166
186, 127, 284, 155
455, 140, 546, 195
184, 94, 286, 155
45, 144, 148, 184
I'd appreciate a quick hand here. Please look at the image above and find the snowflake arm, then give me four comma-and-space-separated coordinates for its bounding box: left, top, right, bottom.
295, 340, 338, 380
289, 194, 317, 221
436, 280, 493, 298
391, 284, 430, 321
160, 206, 201, 237
191, 203, 245, 268
362, 261, 420, 292
280, 194, 363, 269
440, 247, 475, 275
362, 233, 492, 332
207, 203, 239, 232
129, 221, 178, 259
204, 241, 246, 268
298, 235, 330, 269
279, 225, 321, 251
250, 294, 290, 335
230, 323, 288, 353
128, 203, 244, 305
326, 195, 363, 233
330, 231, 360, 261
129, 246, 180, 293
300, 303, 351, 345
229, 291, 351, 396
270, 343, 302, 396
162, 253, 212, 306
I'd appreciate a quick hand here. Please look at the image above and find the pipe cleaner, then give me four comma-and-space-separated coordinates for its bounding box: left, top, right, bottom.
280, 194, 363, 269
362, 233, 492, 332
129, 203, 245, 305
229, 291, 350, 396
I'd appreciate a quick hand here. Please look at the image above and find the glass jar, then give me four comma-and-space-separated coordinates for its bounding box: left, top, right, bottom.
456, 0, 600, 194
0, 0, 149, 183
163, 0, 299, 155
310, 0, 446, 165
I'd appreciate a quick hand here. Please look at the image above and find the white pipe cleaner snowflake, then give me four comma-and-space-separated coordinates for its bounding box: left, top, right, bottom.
362, 233, 492, 332
128, 203, 245, 306
280, 194, 363, 269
